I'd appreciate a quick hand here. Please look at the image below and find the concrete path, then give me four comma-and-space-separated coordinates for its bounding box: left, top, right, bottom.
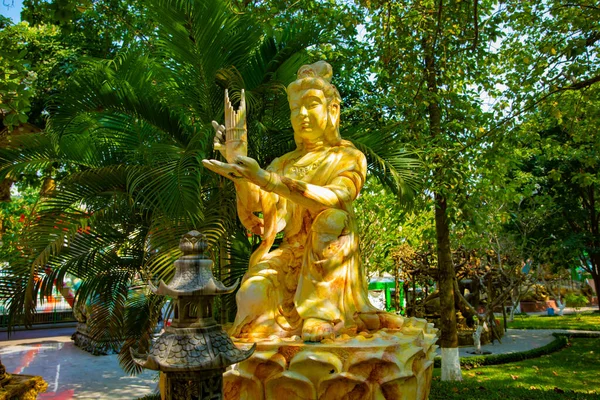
1, 326, 156, 399
439, 328, 599, 358
1, 321, 598, 399
435, 306, 599, 358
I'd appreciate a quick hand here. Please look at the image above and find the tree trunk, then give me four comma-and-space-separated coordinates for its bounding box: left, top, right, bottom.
592, 268, 600, 313
587, 254, 600, 312
509, 292, 522, 322
0, 178, 13, 202
435, 193, 462, 381
486, 275, 496, 342
412, 279, 417, 316
423, 18, 461, 377
403, 281, 410, 316
394, 262, 401, 312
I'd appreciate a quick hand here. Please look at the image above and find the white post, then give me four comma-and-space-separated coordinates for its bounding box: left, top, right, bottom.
472, 325, 483, 355
472, 321, 487, 355
556, 298, 565, 316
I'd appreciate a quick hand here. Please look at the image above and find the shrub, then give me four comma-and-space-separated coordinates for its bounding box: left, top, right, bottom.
565, 293, 588, 320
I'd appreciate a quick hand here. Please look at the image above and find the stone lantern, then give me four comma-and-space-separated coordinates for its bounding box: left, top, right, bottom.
132, 231, 255, 400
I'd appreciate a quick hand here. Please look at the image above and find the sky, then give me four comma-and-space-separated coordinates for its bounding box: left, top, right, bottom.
0, 0, 23, 22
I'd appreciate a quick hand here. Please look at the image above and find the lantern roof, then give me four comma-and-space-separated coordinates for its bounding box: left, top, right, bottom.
149, 230, 238, 297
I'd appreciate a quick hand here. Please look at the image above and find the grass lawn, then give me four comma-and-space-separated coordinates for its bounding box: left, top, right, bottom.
430, 338, 600, 399
507, 312, 600, 331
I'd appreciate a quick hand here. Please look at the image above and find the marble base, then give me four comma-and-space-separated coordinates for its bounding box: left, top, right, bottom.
224, 317, 438, 400
0, 374, 47, 400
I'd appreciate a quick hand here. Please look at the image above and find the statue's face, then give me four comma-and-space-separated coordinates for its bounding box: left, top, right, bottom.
289, 88, 330, 142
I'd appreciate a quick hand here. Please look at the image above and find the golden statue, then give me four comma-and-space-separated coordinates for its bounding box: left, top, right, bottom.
203, 61, 403, 342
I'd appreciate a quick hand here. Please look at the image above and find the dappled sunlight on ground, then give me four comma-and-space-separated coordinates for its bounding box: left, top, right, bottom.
1, 340, 156, 399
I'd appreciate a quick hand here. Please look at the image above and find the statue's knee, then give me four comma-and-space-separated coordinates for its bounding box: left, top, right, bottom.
311, 209, 350, 257
311, 209, 349, 237
237, 275, 274, 307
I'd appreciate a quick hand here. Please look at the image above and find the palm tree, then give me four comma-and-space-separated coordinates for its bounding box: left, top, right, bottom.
0, 0, 320, 371
0, 0, 420, 373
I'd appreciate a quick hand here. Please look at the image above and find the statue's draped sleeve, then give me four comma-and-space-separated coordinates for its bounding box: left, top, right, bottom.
235, 157, 287, 268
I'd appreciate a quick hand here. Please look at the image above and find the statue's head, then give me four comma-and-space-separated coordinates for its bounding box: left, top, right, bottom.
287, 61, 342, 148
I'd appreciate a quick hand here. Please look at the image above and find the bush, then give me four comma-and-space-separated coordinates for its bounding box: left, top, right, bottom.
565, 293, 588, 320
136, 394, 160, 400
565, 293, 588, 308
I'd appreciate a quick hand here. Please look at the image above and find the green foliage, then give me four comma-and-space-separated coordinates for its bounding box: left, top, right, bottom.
508, 86, 600, 302
0, 183, 40, 255
1, 0, 153, 132
349, 0, 600, 299
431, 338, 600, 399
354, 178, 406, 274
22, 0, 150, 49
565, 294, 589, 309
359, 0, 504, 199
497, 1, 600, 108
0, 21, 38, 131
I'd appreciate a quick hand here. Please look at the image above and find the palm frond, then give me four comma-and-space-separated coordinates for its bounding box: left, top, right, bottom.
344, 122, 423, 205
0, 0, 326, 371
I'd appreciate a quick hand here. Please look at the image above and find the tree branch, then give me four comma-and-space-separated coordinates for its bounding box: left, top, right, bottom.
453, 278, 482, 321
561, 74, 600, 91
471, 0, 479, 51
432, 0, 444, 52
439, 73, 600, 172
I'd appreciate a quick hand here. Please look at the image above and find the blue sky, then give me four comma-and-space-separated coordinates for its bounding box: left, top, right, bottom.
0, 0, 23, 22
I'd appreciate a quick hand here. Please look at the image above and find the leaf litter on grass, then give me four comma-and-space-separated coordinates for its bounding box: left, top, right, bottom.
430, 338, 600, 399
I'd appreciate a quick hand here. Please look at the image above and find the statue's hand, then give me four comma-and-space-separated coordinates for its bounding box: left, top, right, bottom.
202, 155, 269, 187
211, 120, 227, 158
211, 89, 247, 163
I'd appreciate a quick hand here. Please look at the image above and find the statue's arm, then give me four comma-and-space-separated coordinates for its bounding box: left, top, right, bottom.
264, 173, 359, 214
260, 150, 366, 213
203, 150, 365, 215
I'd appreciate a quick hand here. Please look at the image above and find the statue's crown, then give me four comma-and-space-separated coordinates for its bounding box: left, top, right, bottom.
297, 61, 333, 83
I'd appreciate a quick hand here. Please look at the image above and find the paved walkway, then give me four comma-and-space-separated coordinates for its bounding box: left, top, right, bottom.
1, 317, 598, 399
439, 328, 600, 358
1, 326, 156, 399
439, 307, 600, 357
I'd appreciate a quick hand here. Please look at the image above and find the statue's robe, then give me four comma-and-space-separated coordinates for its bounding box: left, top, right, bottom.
231, 140, 379, 338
